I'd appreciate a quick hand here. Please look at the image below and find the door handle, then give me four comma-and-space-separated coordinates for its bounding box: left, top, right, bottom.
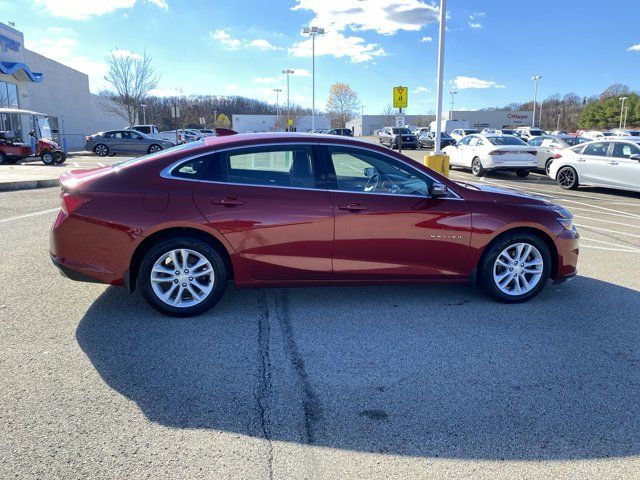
213, 197, 244, 206
608, 161, 619, 165
577, 159, 586, 162
338, 202, 368, 212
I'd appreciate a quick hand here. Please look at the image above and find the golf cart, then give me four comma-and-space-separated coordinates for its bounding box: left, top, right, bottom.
0, 108, 66, 165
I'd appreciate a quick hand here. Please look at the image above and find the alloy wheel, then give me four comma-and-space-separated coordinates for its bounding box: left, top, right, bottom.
558, 168, 575, 188
95, 145, 108, 157
150, 249, 215, 308
149, 145, 161, 153
492, 242, 543, 296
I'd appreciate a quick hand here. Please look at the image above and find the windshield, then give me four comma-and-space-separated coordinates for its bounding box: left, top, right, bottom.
487, 136, 527, 146
37, 116, 52, 140
392, 128, 412, 135
564, 137, 588, 146
529, 130, 544, 136
464, 129, 479, 135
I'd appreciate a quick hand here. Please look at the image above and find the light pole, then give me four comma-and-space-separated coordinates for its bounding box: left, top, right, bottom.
619, 97, 628, 129
282, 69, 294, 131
140, 104, 147, 124
273, 88, 282, 131
302, 26, 324, 132
433, 0, 447, 155
448, 90, 457, 119
531, 75, 541, 127
624, 105, 629, 129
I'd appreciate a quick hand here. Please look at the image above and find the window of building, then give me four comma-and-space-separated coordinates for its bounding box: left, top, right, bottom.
0, 81, 19, 108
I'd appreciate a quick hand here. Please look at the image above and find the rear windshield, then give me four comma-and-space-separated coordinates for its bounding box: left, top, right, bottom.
564, 137, 588, 146
392, 128, 412, 134
487, 136, 527, 146
114, 140, 205, 168
464, 129, 479, 134
529, 130, 544, 136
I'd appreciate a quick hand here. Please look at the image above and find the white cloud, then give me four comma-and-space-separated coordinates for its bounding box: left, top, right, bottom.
627, 44, 640, 52
420, 36, 432, 42
469, 23, 482, 29
292, 68, 311, 77
110, 48, 143, 60
210, 29, 242, 48
292, 0, 438, 35
254, 76, 278, 84
34, 0, 167, 20
248, 39, 280, 50
452, 76, 505, 89
469, 11, 485, 20
289, 30, 385, 63
412, 86, 430, 94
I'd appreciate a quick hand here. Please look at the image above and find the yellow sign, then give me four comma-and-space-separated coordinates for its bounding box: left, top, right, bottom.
393, 86, 408, 108
287, 118, 294, 126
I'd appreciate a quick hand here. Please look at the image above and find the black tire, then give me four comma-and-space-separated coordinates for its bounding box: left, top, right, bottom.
138, 236, 228, 317
148, 144, 162, 154
471, 157, 485, 177
94, 144, 109, 157
545, 158, 554, 176
41, 151, 56, 165
0, 152, 8, 165
515, 169, 530, 178
479, 233, 551, 303
53, 151, 66, 165
557, 166, 579, 190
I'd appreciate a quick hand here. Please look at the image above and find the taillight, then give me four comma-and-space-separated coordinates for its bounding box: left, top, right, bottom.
488, 150, 504, 155
60, 191, 90, 215
84, 136, 91, 142
554, 153, 562, 159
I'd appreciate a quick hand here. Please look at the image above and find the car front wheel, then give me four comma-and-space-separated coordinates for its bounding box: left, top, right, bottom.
480, 233, 551, 303
148, 144, 162, 153
471, 158, 485, 176
138, 237, 228, 317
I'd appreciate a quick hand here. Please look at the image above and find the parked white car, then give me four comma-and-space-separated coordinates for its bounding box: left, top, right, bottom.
443, 134, 538, 177
514, 127, 545, 141
611, 128, 640, 137
527, 135, 589, 173
548, 138, 640, 192
450, 128, 480, 142
127, 125, 185, 144
581, 130, 615, 140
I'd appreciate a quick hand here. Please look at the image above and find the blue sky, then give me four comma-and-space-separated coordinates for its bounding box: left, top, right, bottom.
6, 0, 640, 114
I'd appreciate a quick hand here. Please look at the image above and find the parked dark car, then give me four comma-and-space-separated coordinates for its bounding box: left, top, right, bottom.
327, 128, 353, 137
85, 130, 174, 156
51, 133, 578, 317
417, 131, 456, 149
379, 127, 418, 149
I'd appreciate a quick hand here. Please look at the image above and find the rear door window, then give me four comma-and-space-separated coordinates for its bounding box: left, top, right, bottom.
611, 142, 640, 158
583, 142, 610, 157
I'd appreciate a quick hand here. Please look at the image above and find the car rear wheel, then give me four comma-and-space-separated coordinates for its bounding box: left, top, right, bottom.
557, 166, 579, 190
515, 169, 529, 178
545, 158, 554, 175
471, 158, 485, 177
94, 144, 109, 157
0, 152, 7, 165
138, 237, 227, 317
148, 144, 162, 154
480, 233, 551, 303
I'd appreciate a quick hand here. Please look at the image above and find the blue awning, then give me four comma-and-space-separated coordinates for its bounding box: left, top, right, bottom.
0, 61, 43, 83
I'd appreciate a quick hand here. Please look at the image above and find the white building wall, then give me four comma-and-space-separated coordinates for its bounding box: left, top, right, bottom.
232, 114, 330, 133
444, 110, 533, 129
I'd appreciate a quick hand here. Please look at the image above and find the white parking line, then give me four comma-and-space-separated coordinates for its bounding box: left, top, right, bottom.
0, 208, 59, 224
581, 245, 640, 253
73, 162, 79, 167
575, 223, 640, 239
97, 162, 105, 167
579, 236, 640, 253
574, 215, 640, 229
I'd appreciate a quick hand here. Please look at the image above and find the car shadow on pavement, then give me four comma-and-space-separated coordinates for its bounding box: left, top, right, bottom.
76, 276, 640, 460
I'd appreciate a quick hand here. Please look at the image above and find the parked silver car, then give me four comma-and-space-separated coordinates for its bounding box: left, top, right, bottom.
85, 130, 174, 156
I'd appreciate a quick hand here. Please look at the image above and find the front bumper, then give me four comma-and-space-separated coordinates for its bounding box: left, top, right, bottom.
554, 228, 580, 281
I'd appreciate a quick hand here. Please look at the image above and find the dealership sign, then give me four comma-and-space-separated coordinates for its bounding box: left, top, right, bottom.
507, 113, 529, 120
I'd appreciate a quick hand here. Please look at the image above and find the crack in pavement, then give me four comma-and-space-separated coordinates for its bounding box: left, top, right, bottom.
275, 289, 322, 445
256, 291, 274, 480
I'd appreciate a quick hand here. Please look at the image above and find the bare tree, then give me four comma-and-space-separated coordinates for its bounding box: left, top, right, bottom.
326, 83, 360, 128
381, 104, 395, 127
100, 49, 160, 126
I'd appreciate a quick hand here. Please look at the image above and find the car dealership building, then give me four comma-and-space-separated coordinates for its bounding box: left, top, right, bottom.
0, 22, 123, 151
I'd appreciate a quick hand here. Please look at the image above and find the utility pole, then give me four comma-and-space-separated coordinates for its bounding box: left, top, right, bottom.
448, 90, 457, 119
140, 104, 147, 124
619, 97, 628, 129
433, 0, 447, 155
302, 27, 324, 132
531, 75, 541, 127
624, 105, 629, 129
273, 88, 282, 131
282, 69, 294, 131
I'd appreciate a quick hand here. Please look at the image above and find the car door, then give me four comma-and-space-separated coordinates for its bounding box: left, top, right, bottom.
464, 136, 482, 166
607, 142, 640, 191
192, 143, 334, 281
449, 136, 471, 166
128, 131, 150, 154
323, 145, 472, 280
576, 142, 611, 185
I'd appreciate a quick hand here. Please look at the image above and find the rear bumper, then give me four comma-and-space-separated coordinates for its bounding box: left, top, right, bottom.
485, 166, 537, 171
51, 255, 104, 284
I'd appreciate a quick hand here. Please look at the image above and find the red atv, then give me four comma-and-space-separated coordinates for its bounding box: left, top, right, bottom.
0, 130, 66, 166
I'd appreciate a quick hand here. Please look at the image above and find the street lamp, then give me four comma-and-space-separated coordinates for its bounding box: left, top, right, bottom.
302, 26, 324, 132
448, 90, 457, 120
624, 105, 629, 129
531, 75, 541, 128
433, 0, 447, 155
282, 69, 294, 131
140, 104, 147, 124
619, 97, 628, 129
273, 88, 282, 131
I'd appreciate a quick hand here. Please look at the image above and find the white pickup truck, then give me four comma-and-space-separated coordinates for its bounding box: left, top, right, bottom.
126, 125, 184, 144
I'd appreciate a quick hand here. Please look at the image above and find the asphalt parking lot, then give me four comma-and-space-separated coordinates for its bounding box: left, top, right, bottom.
1, 149, 639, 479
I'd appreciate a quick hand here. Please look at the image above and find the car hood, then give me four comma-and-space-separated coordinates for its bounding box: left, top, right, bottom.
457, 182, 553, 206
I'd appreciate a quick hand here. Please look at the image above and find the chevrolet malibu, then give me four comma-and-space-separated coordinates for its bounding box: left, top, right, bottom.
51, 133, 579, 317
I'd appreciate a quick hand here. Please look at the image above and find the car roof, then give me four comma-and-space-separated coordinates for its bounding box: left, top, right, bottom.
200, 132, 378, 149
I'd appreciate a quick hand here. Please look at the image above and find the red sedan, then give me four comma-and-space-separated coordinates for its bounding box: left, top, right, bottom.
50, 133, 579, 317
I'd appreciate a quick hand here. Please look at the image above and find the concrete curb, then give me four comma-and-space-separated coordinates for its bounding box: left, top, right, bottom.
0, 178, 60, 192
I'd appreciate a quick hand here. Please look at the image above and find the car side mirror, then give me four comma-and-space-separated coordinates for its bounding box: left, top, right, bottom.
630, 154, 640, 161
364, 167, 376, 177
430, 183, 449, 198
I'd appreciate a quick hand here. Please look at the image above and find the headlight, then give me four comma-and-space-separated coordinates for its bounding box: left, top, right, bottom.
552, 205, 574, 230
557, 217, 574, 230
